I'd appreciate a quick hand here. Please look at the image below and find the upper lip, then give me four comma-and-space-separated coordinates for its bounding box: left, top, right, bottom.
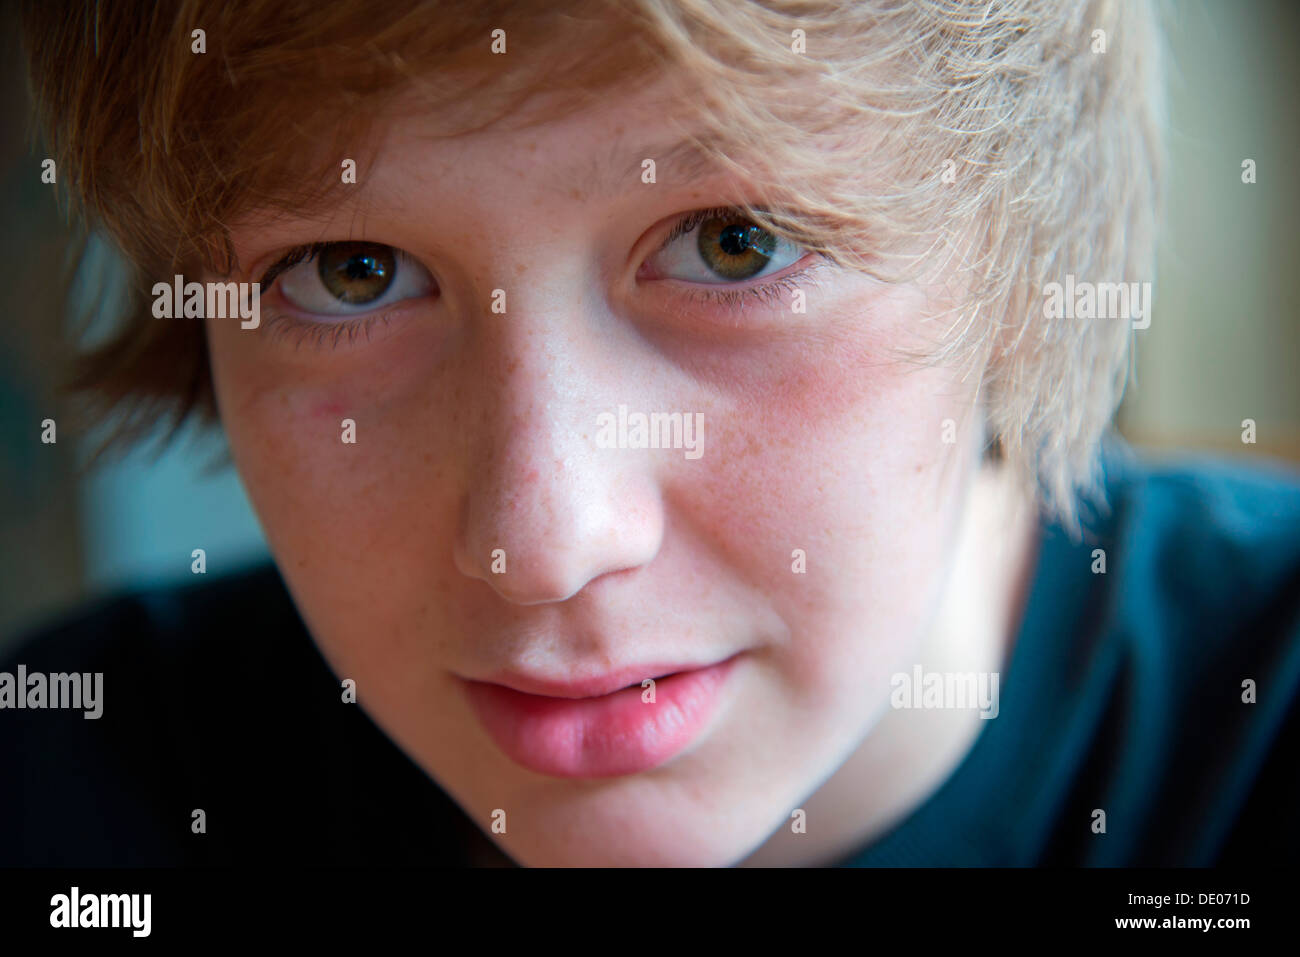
466, 659, 729, 699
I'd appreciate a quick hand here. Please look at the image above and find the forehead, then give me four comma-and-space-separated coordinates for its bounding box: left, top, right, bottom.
383, 72, 742, 193
232, 72, 766, 244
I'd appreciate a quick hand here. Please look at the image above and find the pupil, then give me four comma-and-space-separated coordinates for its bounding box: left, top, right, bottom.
345, 255, 383, 280
718, 225, 752, 256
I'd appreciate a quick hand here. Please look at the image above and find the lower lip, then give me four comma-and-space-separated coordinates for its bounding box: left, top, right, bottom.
461, 657, 740, 779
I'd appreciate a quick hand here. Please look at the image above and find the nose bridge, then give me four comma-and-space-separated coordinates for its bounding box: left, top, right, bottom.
480, 327, 588, 521
454, 277, 662, 605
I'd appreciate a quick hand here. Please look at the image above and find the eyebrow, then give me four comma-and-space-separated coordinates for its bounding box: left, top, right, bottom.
590, 137, 736, 199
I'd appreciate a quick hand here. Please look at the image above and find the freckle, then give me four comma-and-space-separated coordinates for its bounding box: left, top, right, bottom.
423, 452, 432, 465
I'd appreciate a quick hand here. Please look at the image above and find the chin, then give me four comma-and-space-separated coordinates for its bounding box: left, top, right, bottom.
481, 788, 773, 867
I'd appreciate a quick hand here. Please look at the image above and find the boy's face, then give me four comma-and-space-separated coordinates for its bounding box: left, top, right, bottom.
205, 74, 986, 865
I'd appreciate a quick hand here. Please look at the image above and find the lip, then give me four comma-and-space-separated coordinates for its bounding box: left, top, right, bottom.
473, 661, 721, 700
460, 654, 741, 778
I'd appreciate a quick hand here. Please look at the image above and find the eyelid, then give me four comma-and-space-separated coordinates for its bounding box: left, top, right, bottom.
673, 255, 829, 313
260, 306, 404, 351
653, 206, 737, 254
655, 204, 815, 254
257, 242, 329, 288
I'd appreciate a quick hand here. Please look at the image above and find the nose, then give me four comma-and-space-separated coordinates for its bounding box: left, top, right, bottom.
452, 309, 664, 605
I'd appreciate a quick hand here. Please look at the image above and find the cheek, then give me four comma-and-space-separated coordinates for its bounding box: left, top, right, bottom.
667, 287, 979, 700
209, 312, 442, 508
204, 322, 459, 649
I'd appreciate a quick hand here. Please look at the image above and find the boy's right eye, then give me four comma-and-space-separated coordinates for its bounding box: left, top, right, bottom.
267, 241, 436, 316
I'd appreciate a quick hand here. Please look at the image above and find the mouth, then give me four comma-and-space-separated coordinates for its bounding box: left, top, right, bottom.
459, 654, 742, 779
471, 662, 709, 700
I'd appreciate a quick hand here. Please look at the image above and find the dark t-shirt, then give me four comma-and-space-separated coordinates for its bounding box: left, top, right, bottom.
840, 450, 1300, 866
3, 447, 1298, 867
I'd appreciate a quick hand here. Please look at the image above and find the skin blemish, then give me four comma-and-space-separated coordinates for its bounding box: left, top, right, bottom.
311, 399, 347, 418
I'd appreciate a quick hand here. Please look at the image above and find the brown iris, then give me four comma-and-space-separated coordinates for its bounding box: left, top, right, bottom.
317, 242, 396, 304
696, 216, 777, 280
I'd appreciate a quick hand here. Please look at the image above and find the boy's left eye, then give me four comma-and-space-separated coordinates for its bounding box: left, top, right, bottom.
644, 211, 806, 284
272, 241, 436, 316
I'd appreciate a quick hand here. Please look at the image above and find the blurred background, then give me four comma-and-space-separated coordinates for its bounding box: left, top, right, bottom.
1, 0, 1298, 650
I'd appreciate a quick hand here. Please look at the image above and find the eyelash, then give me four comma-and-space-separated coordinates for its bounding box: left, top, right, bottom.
261, 309, 399, 351
255, 207, 821, 349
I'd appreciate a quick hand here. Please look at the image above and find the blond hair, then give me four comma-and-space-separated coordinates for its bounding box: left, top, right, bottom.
23, 0, 1164, 526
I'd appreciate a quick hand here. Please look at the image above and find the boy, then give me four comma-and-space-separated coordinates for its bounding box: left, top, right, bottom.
3, 0, 1298, 867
